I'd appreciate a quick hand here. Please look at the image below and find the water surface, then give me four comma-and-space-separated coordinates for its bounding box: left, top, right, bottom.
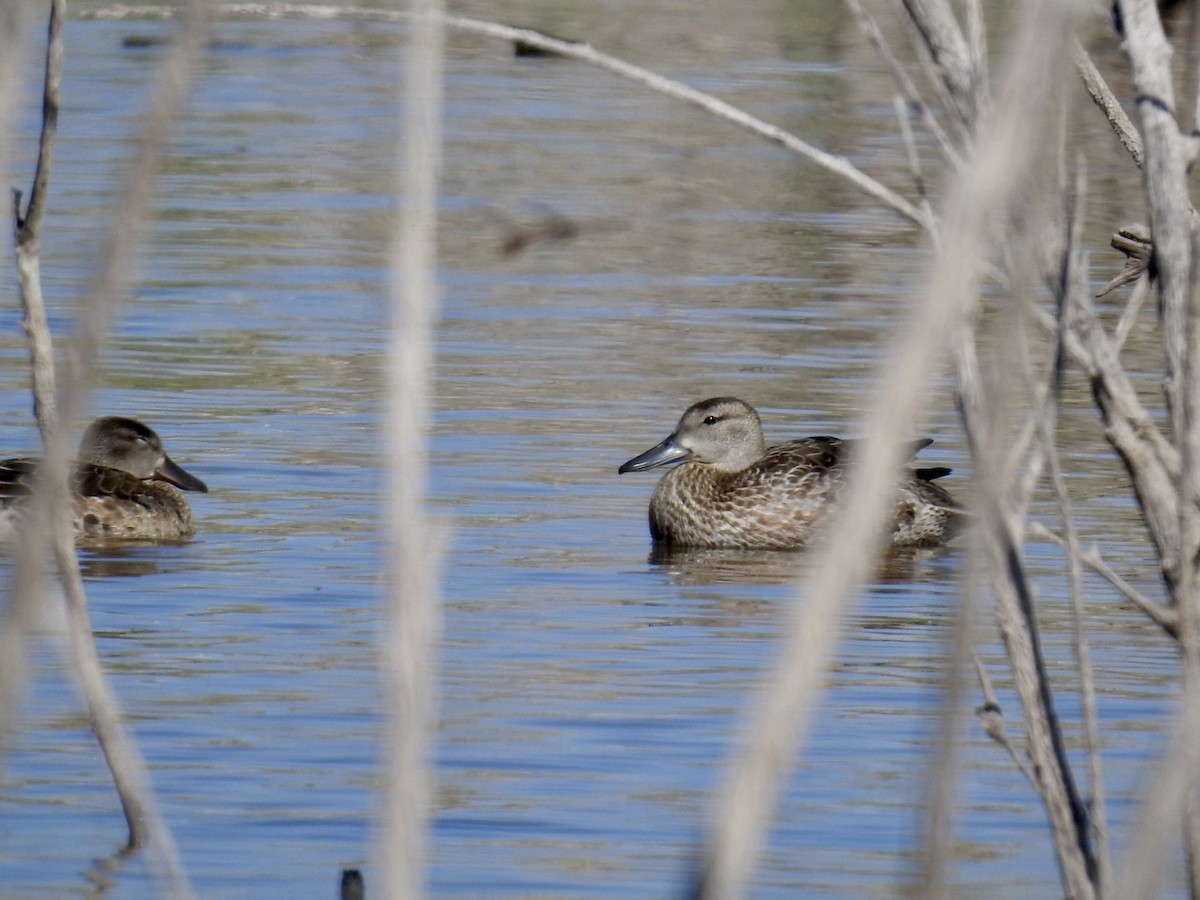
0, 4, 1178, 897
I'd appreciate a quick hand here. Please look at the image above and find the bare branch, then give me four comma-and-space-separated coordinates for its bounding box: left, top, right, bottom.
1073, 39, 1145, 169
1030, 524, 1179, 637
844, 0, 963, 170
903, 0, 983, 130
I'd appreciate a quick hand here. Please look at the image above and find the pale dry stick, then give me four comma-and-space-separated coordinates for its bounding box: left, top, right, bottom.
7, 0, 213, 892
1112, 272, 1151, 351
902, 0, 983, 133
14, 0, 63, 440
955, 332, 1098, 898
1186, 0, 1200, 151
1117, 0, 1196, 444
1027, 525, 1176, 638
1073, 38, 1145, 169
688, 5, 1081, 897
910, 525, 979, 900
843, 0, 963, 170
972, 650, 1037, 788
945, 112, 1100, 896
963, 0, 986, 98
892, 94, 936, 230
1060, 288, 1183, 589
433, 14, 933, 232
1129, 0, 1200, 883
0, 0, 51, 743
86, 3, 934, 232
378, 3, 445, 899
1043, 173, 1109, 890
1029, 523, 1178, 636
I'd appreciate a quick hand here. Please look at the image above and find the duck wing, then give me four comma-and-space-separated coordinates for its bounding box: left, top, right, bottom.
0, 459, 154, 505
754, 436, 950, 483
74, 464, 157, 502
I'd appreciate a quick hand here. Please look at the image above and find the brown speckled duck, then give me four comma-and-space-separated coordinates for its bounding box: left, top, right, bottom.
618, 397, 960, 550
0, 417, 208, 543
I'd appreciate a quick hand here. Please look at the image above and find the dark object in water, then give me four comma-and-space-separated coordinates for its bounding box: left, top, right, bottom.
511, 26, 582, 57
340, 868, 365, 900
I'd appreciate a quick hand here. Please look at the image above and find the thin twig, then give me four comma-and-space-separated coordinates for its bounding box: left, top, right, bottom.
973, 650, 1037, 789
1046, 163, 1108, 889
843, 0, 963, 170
892, 94, 936, 230
1073, 38, 1145, 169
902, 0, 982, 131
1029, 524, 1178, 637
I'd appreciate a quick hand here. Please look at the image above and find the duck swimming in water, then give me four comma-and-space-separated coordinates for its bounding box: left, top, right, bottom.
0, 416, 208, 542
618, 397, 960, 550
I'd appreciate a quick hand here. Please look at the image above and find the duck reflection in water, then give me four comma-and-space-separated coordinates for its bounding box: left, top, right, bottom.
619, 397, 961, 552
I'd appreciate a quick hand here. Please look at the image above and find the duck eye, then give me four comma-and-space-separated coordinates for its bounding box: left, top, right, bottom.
702, 415, 719, 425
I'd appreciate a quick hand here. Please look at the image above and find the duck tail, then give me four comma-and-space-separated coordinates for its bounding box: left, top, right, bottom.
915, 466, 952, 482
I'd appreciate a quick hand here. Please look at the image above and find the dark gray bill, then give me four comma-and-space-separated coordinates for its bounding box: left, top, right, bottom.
618, 435, 692, 474
156, 454, 209, 493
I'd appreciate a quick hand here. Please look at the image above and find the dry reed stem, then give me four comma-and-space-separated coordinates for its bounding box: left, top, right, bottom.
1073, 38, 1145, 169
843, 0, 963, 170
378, 3, 445, 899
911, 521, 981, 899
0, 0, 47, 746
972, 650, 1037, 788
892, 94, 935, 229
4, 0, 213, 892
957, 331, 1097, 898
1119, 0, 1200, 887
901, 0, 982, 135
1046, 170, 1108, 888
688, 4, 1080, 897
1119, 0, 1196, 436
1029, 524, 1177, 636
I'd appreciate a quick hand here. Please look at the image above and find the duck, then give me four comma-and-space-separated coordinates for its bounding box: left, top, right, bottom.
0, 416, 208, 542
618, 397, 960, 550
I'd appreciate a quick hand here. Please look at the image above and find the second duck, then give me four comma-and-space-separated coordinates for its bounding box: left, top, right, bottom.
618, 397, 960, 550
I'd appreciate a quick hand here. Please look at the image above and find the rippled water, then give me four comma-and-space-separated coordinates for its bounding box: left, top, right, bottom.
0, 4, 1180, 898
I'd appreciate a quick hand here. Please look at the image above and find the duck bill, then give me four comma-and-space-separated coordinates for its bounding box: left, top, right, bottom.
155, 454, 209, 493
618, 435, 692, 473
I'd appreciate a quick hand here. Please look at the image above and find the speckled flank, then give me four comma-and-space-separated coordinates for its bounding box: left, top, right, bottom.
620, 397, 960, 551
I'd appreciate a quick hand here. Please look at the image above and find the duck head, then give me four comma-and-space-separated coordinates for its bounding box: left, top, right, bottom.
79, 417, 208, 493
618, 397, 768, 475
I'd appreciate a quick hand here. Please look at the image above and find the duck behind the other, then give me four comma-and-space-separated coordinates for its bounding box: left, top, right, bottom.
618, 397, 960, 550
0, 416, 208, 543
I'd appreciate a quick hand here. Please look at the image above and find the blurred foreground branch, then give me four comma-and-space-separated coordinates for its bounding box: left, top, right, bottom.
377, 3, 446, 899
4, 0, 214, 894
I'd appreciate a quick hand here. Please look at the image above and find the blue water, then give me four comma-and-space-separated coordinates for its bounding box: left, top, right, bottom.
0, 6, 1180, 898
